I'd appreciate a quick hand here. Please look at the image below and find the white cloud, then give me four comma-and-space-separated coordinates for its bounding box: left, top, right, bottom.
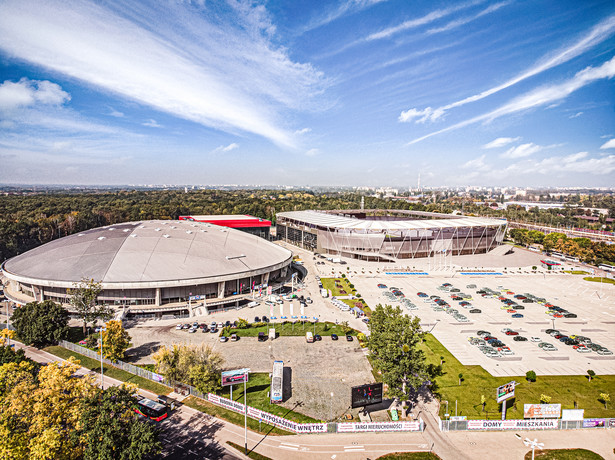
302, 0, 386, 33
400, 14, 615, 124
294, 127, 312, 135
407, 55, 615, 145
306, 148, 319, 157
142, 119, 161, 128
482, 137, 520, 149
569, 111, 583, 119
0, 0, 327, 148
600, 139, 615, 149
366, 0, 484, 41
425, 1, 509, 35
213, 143, 239, 153
108, 107, 124, 118
533, 152, 615, 175
461, 154, 489, 171
0, 78, 70, 112
501, 143, 542, 158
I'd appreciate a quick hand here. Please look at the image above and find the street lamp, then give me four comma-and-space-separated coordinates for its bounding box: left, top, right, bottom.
98, 326, 107, 389
515, 434, 543, 460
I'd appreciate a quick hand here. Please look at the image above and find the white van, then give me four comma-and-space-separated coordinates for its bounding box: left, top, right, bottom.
306, 332, 314, 343
248, 301, 259, 308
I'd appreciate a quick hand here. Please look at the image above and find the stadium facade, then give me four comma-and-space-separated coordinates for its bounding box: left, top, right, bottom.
276, 210, 507, 262
2, 220, 292, 309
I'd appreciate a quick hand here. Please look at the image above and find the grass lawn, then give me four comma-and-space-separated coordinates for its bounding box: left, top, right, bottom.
377, 453, 441, 460
218, 372, 320, 423
564, 270, 589, 275
320, 277, 356, 297
227, 441, 273, 460
183, 396, 291, 436
583, 277, 615, 285
420, 334, 615, 420
44, 345, 171, 395
223, 321, 356, 337
526, 448, 604, 460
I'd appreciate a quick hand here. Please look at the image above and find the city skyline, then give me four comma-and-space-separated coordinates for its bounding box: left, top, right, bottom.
0, 0, 614, 187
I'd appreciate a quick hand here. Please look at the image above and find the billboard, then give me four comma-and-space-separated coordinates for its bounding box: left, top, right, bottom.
524, 404, 561, 419
221, 368, 250, 386
561, 409, 584, 421
496, 381, 515, 403
351, 383, 383, 408
582, 419, 606, 428
467, 419, 558, 430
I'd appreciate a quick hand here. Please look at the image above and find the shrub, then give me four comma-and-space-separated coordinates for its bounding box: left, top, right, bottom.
236, 318, 249, 329
526, 370, 537, 382
540, 394, 551, 404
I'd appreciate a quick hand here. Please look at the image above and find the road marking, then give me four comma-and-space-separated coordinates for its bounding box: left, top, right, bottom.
281, 442, 300, 447
279, 445, 299, 451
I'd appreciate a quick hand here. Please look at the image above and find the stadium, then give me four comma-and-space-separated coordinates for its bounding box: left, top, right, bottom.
276, 209, 507, 262
1, 220, 292, 314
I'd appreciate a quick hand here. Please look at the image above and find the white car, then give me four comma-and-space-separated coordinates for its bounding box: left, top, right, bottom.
175, 324, 183, 330
501, 328, 513, 333
531, 337, 541, 342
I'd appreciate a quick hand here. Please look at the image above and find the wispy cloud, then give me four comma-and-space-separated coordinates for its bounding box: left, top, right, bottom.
107, 107, 124, 118
0, 78, 70, 112
461, 154, 489, 171
302, 0, 386, 33
366, 0, 484, 41
407, 55, 615, 145
569, 111, 583, 119
483, 137, 520, 149
501, 142, 542, 158
0, 0, 327, 147
600, 139, 615, 149
425, 1, 509, 36
295, 127, 312, 135
213, 143, 239, 153
142, 119, 161, 128
533, 151, 615, 175
305, 148, 319, 156
400, 15, 615, 124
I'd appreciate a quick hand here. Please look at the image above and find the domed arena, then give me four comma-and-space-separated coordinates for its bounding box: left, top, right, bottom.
1, 220, 292, 315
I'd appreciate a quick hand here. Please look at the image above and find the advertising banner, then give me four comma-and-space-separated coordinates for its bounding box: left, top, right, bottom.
561, 409, 584, 421
337, 421, 421, 433
582, 419, 606, 428
524, 404, 561, 419
608, 419, 615, 428
496, 381, 516, 403
221, 368, 250, 386
450, 416, 467, 421
467, 419, 558, 430
351, 383, 384, 408
207, 394, 327, 434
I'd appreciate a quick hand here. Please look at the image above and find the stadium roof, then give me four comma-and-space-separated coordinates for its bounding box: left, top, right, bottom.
277, 210, 506, 230
2, 220, 291, 288
179, 215, 271, 228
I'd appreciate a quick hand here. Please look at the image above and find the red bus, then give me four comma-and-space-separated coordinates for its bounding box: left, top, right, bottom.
134, 396, 168, 422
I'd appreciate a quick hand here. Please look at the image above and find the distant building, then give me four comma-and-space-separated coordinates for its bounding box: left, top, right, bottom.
179, 215, 272, 239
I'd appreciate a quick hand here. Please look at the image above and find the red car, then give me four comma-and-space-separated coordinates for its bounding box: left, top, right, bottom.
505, 331, 519, 336
506, 309, 517, 313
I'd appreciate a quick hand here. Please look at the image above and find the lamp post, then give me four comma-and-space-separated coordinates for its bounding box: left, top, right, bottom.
515, 434, 543, 460
98, 326, 107, 389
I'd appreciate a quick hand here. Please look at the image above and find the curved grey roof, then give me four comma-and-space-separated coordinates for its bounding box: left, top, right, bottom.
2, 220, 292, 289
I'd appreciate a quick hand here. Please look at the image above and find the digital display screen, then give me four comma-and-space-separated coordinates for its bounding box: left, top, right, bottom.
351, 383, 383, 408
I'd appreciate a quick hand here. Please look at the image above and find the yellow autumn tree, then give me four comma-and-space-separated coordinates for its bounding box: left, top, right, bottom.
0, 357, 99, 460
101, 320, 132, 362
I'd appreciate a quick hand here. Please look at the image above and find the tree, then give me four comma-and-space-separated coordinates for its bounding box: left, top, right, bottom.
368, 304, 429, 402
587, 369, 595, 382
481, 395, 486, 412
68, 278, 110, 335
153, 343, 224, 392
341, 321, 352, 334
599, 393, 610, 409
11, 300, 70, 348
0, 344, 30, 366
458, 373, 463, 385
101, 320, 132, 362
526, 370, 537, 382
74, 385, 161, 460
0, 357, 98, 459
540, 394, 551, 404
0, 329, 15, 346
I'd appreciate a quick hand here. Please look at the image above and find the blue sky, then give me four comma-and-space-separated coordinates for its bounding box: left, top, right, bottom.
0, 0, 614, 187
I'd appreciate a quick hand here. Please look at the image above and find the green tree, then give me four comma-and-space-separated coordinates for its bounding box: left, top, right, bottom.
587, 369, 595, 382
480, 394, 486, 412
101, 320, 132, 362
600, 393, 609, 409
11, 300, 70, 348
74, 385, 161, 460
526, 370, 537, 382
68, 278, 110, 335
368, 304, 429, 402
458, 373, 463, 385
0, 345, 30, 366
542, 232, 567, 252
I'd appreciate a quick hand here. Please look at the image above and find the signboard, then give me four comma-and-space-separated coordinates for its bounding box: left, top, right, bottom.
608, 419, 615, 428
561, 409, 584, 421
450, 416, 467, 421
351, 383, 383, 409
582, 418, 606, 428
467, 419, 558, 430
524, 404, 561, 419
189, 295, 205, 301
496, 381, 515, 403
337, 421, 421, 433
221, 368, 250, 386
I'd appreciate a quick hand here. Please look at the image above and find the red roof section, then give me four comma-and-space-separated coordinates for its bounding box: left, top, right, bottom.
179, 215, 271, 228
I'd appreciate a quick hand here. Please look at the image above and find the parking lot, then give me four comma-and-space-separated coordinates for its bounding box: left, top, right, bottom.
353, 273, 615, 377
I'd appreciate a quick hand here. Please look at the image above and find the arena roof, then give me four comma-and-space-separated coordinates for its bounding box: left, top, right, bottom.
277, 210, 506, 230
179, 214, 271, 228
2, 220, 291, 288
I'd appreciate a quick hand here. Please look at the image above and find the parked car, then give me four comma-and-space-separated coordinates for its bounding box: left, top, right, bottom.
346, 335, 353, 341
220, 336, 228, 342
230, 334, 238, 342
513, 336, 528, 341
331, 334, 339, 340
315, 334, 322, 341
511, 313, 524, 318
258, 332, 266, 342
505, 331, 519, 336
175, 324, 183, 330
469, 309, 481, 313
